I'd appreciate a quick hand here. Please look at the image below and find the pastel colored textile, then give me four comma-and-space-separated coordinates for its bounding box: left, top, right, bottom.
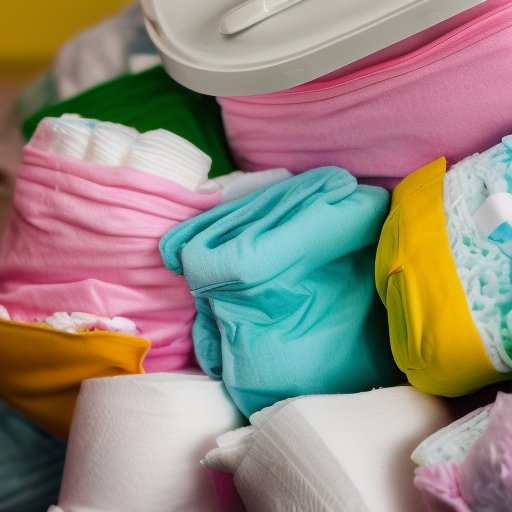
458, 392, 512, 512
0, 144, 221, 374
376, 157, 512, 398
414, 463, 471, 512
22, 66, 235, 179
161, 167, 404, 417
218, 1, 512, 190
205, 469, 247, 512
414, 392, 512, 512
0, 399, 66, 512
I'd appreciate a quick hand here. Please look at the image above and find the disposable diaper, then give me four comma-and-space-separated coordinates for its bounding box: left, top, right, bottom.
22, 66, 236, 180
414, 392, 512, 512
30, 115, 213, 191
376, 139, 512, 399
445, 135, 512, 372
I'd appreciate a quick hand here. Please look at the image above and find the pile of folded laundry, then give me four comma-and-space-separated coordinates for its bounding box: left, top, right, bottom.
1, 2, 512, 511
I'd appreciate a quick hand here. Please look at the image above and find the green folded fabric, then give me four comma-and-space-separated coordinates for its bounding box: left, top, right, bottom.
22, 66, 235, 179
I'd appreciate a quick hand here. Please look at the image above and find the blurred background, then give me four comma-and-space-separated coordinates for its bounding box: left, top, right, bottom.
0, 0, 133, 114
0, 0, 133, 238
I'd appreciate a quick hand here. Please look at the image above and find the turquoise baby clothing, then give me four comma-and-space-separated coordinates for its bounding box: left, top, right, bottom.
160, 167, 404, 417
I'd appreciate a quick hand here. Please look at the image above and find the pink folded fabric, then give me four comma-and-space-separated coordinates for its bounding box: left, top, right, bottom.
414, 464, 472, 512
0, 146, 221, 372
218, 0, 512, 189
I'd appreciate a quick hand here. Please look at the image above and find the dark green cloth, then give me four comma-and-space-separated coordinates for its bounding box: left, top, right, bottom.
22, 66, 235, 179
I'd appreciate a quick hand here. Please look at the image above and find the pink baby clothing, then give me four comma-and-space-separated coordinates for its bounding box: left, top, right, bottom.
0, 145, 221, 373
218, 1, 512, 190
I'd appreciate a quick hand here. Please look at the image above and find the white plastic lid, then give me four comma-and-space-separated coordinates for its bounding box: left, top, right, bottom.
141, 0, 486, 96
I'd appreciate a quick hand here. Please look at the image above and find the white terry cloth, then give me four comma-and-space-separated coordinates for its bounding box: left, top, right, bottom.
50, 372, 244, 512
203, 386, 454, 512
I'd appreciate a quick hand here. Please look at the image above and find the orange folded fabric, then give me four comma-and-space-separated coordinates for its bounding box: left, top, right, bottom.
0, 318, 150, 439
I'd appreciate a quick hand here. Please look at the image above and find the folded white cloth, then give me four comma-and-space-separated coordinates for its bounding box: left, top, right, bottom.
213, 168, 292, 203
30, 116, 213, 192
203, 386, 454, 512
50, 372, 244, 512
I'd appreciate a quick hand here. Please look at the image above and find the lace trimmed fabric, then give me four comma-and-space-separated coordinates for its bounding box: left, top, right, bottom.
444, 135, 512, 372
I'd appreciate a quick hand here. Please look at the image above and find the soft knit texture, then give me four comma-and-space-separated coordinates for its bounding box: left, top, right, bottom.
218, 1, 512, 190
0, 145, 221, 373
161, 167, 404, 417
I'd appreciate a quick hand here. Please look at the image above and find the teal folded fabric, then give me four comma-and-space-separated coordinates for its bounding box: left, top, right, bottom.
0, 400, 66, 512
160, 167, 405, 417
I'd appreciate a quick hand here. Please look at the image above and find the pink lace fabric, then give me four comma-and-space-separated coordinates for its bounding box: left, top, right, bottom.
0, 146, 222, 372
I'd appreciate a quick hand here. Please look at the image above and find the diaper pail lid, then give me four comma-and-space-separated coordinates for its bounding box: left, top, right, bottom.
141, 0, 485, 96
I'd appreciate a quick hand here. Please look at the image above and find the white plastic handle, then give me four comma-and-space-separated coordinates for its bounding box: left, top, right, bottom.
220, 0, 305, 34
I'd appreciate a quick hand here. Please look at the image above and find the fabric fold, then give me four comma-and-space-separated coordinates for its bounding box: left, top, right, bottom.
0, 143, 221, 374
161, 167, 404, 417
218, 1, 512, 189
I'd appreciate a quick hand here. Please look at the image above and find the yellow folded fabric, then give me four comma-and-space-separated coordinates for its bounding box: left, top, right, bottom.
0, 318, 150, 439
376, 158, 512, 397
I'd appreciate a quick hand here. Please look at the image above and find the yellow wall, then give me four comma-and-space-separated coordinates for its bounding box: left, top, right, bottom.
0, 0, 134, 72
